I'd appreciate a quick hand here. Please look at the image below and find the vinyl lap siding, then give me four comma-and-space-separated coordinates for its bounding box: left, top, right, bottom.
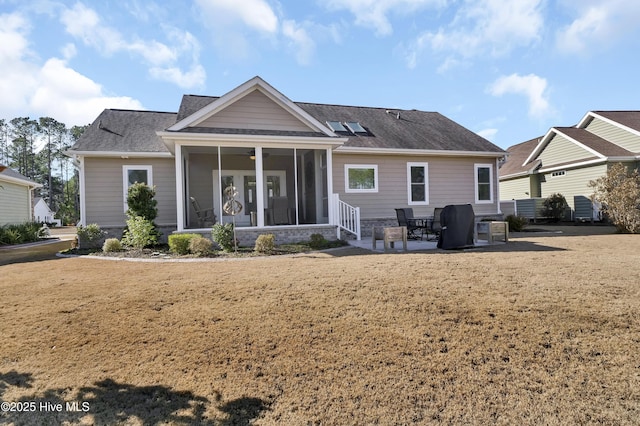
0, 181, 31, 225
333, 154, 499, 219
539, 133, 594, 167
196, 90, 311, 132
585, 117, 640, 153
540, 164, 606, 209
84, 158, 176, 227
500, 177, 530, 200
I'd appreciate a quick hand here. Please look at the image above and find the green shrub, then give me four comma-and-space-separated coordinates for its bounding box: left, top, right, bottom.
169, 233, 199, 255
102, 238, 123, 252
122, 216, 157, 249
211, 223, 235, 252
126, 182, 158, 221
309, 233, 327, 249
506, 215, 528, 232
542, 193, 568, 222
0, 227, 21, 245
77, 223, 107, 249
254, 234, 276, 253
189, 235, 213, 256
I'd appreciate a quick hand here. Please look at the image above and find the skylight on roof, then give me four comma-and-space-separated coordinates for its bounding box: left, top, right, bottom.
345, 121, 367, 133
327, 121, 347, 132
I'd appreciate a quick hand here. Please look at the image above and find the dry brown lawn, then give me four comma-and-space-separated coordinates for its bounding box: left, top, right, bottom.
1, 228, 639, 425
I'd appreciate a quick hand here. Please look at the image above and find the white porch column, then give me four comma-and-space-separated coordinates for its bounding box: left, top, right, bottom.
255, 147, 265, 227
326, 147, 335, 225
175, 143, 184, 232
78, 156, 86, 226
495, 157, 502, 215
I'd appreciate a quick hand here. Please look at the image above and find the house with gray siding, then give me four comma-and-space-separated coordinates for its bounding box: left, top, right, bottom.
0, 165, 41, 226
500, 111, 640, 221
67, 76, 505, 244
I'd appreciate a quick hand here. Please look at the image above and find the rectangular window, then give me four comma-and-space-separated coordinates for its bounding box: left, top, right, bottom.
407, 162, 429, 205
474, 164, 493, 203
345, 164, 378, 193
551, 170, 566, 177
123, 165, 152, 211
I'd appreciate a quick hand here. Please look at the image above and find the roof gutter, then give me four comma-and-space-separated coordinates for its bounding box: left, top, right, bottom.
63, 150, 174, 158
0, 174, 42, 188
334, 146, 505, 157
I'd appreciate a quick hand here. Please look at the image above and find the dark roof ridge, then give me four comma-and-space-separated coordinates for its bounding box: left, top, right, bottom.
107, 108, 176, 115
295, 100, 436, 113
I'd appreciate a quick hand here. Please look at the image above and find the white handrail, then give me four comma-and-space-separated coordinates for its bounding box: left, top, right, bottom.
333, 194, 361, 240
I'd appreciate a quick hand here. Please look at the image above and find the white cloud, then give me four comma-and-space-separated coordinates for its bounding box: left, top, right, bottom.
488, 73, 551, 119
195, 0, 278, 34
0, 12, 143, 126
324, 0, 444, 36
60, 2, 205, 89
282, 20, 315, 65
32, 58, 143, 125
405, 0, 543, 69
477, 128, 498, 141
556, 1, 640, 54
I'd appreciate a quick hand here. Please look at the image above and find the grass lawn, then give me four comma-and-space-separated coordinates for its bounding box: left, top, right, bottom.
1, 228, 639, 424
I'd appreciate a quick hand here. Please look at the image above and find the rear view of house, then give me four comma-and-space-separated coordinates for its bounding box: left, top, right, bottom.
500, 111, 640, 221
67, 76, 505, 244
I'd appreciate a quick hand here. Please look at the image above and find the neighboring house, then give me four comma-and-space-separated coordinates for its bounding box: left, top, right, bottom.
33, 197, 58, 224
67, 76, 505, 243
0, 164, 42, 226
500, 111, 640, 220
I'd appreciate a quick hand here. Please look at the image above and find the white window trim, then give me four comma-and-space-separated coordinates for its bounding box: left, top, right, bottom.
123, 165, 153, 211
407, 162, 429, 205
345, 164, 378, 193
474, 163, 493, 204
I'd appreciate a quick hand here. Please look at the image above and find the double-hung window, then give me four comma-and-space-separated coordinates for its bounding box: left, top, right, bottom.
345, 164, 378, 193
123, 165, 153, 211
474, 164, 493, 203
407, 162, 429, 205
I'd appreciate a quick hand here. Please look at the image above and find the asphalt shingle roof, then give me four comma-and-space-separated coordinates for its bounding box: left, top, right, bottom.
0, 164, 38, 185
593, 111, 640, 134
71, 95, 505, 154
499, 138, 541, 178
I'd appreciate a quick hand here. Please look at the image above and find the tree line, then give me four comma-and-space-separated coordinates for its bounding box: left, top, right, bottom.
0, 117, 87, 225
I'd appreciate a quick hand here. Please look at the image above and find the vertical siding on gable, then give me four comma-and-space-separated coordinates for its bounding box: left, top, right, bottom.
540, 164, 607, 210
196, 90, 312, 132
538, 133, 595, 167
333, 153, 499, 219
0, 181, 31, 225
585, 117, 640, 153
84, 157, 176, 227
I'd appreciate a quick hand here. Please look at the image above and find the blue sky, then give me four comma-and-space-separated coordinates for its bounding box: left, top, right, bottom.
1, 0, 640, 149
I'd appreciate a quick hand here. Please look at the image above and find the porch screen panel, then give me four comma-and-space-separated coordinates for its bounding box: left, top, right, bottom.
297, 149, 329, 224
263, 148, 295, 226
219, 146, 257, 227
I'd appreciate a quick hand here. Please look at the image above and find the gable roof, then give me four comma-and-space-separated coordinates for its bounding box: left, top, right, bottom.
69, 109, 176, 155
70, 76, 504, 156
554, 127, 634, 158
581, 111, 640, 135
0, 164, 41, 187
498, 137, 541, 178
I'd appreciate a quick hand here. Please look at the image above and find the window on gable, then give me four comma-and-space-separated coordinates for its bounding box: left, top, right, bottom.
407, 162, 429, 205
123, 165, 153, 211
474, 164, 493, 203
345, 164, 378, 193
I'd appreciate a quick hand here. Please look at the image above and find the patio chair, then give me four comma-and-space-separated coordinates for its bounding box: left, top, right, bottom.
428, 207, 444, 241
267, 196, 293, 225
395, 208, 427, 240
190, 196, 216, 227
